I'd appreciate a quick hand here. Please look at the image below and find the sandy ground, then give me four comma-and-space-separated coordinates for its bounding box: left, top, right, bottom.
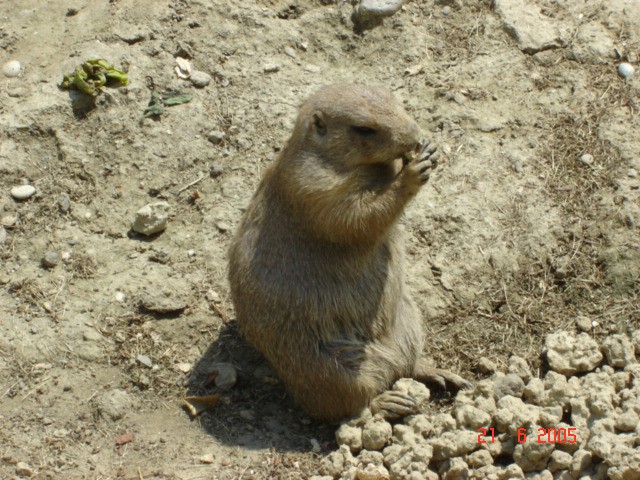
1, 0, 639, 478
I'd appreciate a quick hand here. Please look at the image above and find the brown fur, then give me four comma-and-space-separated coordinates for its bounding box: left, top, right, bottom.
228, 84, 467, 422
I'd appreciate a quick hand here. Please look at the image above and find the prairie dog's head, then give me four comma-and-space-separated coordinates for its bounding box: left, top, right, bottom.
289, 84, 424, 168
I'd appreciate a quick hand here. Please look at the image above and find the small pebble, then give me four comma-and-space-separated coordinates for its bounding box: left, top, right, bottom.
57, 193, 71, 213
263, 63, 280, 73
10, 184, 36, 200
210, 163, 224, 178
2, 60, 21, 78
115, 292, 126, 302
477, 357, 497, 374
210, 362, 237, 390
190, 70, 212, 88
284, 46, 297, 58
0, 226, 6, 245
442, 6, 451, 14
41, 251, 60, 268
578, 154, 593, 166
216, 221, 230, 232
617, 62, 635, 79
628, 169, 637, 178
132, 202, 170, 236
576, 316, 592, 332
1, 214, 17, 227
137, 354, 153, 367
15, 462, 34, 477
356, 0, 405, 21
208, 131, 226, 145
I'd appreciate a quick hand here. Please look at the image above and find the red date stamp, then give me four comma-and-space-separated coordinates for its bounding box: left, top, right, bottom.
477, 427, 577, 444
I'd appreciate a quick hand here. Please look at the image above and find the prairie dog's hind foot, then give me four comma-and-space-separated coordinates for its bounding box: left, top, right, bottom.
370, 390, 419, 420
414, 359, 472, 392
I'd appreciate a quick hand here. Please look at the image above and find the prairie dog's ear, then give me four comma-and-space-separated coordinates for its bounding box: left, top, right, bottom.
312, 112, 327, 137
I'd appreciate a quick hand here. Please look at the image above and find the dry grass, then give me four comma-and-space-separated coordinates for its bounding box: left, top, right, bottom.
429, 59, 639, 377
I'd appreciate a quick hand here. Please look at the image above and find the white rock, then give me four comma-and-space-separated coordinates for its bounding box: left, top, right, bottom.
132, 202, 170, 235
190, 70, 211, 87
137, 354, 153, 367
544, 332, 603, 376
512, 425, 555, 472
362, 416, 392, 451
263, 63, 280, 73
15, 462, 33, 477
356, 463, 389, 480
427, 430, 478, 461
2, 60, 21, 77
356, 0, 404, 21
115, 292, 126, 302
454, 404, 491, 430
509, 355, 532, 382
336, 423, 363, 453
602, 334, 637, 367
578, 153, 594, 165
10, 184, 36, 200
618, 62, 635, 78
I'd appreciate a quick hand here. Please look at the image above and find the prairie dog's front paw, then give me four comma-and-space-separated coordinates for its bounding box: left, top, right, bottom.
403, 138, 439, 186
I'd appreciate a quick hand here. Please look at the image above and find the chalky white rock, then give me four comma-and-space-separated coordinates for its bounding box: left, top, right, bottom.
2, 60, 21, 77
618, 62, 635, 78
10, 185, 36, 200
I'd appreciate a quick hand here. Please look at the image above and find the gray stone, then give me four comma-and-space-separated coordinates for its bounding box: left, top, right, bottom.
494, 0, 565, 54
190, 70, 212, 87
209, 163, 224, 178
96, 388, 134, 421
132, 202, 170, 235
575, 316, 593, 332
209, 362, 237, 390
571, 22, 615, 64
494, 373, 525, 400
41, 251, 59, 268
57, 192, 71, 213
139, 290, 188, 314
208, 131, 226, 145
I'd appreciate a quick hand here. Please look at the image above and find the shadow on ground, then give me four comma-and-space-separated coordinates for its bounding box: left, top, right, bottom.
187, 321, 336, 451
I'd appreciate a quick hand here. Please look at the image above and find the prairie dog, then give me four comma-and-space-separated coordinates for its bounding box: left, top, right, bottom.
229, 84, 468, 422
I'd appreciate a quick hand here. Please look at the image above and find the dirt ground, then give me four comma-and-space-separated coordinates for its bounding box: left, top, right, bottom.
1, 0, 638, 478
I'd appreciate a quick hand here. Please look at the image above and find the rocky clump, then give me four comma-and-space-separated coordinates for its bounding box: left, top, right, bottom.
321, 330, 639, 479
131, 202, 170, 235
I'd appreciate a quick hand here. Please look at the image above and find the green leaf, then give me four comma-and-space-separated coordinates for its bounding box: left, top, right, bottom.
60, 58, 129, 96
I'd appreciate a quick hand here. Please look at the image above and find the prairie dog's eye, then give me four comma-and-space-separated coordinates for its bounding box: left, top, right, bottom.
351, 125, 377, 136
